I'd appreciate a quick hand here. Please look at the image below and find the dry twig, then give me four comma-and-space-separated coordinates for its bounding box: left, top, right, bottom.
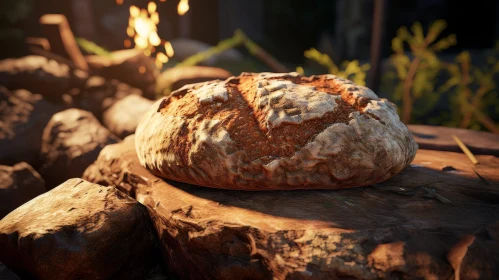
452, 135, 479, 164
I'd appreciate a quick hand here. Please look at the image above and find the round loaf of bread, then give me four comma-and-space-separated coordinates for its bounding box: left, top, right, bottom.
135, 72, 418, 190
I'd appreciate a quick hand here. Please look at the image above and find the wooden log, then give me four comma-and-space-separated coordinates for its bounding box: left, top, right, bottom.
83, 136, 499, 279
39, 14, 88, 71
408, 124, 499, 156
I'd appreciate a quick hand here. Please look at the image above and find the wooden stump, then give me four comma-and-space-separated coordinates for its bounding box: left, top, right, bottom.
83, 135, 499, 280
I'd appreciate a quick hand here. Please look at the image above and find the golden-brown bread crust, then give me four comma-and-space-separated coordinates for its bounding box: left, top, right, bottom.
135, 72, 418, 190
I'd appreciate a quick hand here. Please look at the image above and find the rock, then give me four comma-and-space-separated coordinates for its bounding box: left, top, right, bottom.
84, 136, 499, 279
103, 95, 154, 139
136, 72, 417, 190
170, 38, 244, 66
409, 124, 499, 156
0, 178, 161, 280
0, 56, 143, 119
83, 135, 137, 197
86, 49, 159, 98
39, 109, 120, 188
69, 76, 143, 120
0, 162, 46, 218
0, 262, 20, 280
0, 87, 61, 167
156, 66, 232, 95
0, 56, 88, 100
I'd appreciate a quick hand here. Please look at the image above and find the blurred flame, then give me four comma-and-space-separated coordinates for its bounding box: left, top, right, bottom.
124, 39, 132, 48
177, 0, 189, 16
124, 1, 190, 69
148, 2, 157, 13
149, 32, 161, 46
164, 41, 174, 57
134, 17, 151, 37
157, 52, 169, 63
151, 12, 159, 24
129, 6, 140, 17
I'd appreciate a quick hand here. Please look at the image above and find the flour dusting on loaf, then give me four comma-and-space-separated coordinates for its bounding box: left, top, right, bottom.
135, 72, 418, 190
194, 82, 229, 105
256, 80, 339, 129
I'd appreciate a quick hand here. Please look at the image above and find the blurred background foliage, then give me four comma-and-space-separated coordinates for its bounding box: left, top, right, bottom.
0, 0, 498, 133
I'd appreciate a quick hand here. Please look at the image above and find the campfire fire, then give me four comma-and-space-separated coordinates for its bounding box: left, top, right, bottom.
121, 0, 189, 69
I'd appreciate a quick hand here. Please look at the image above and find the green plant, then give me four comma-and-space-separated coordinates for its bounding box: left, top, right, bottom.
158, 29, 287, 96
176, 29, 287, 72
438, 50, 499, 133
298, 48, 370, 86
75, 37, 114, 58
387, 20, 456, 123
383, 20, 499, 133
175, 33, 244, 67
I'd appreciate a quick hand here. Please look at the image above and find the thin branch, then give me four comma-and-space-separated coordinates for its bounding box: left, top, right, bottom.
402, 57, 421, 123
237, 30, 289, 73
460, 86, 489, 128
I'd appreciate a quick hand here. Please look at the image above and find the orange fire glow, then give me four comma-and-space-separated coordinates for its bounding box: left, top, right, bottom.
177, 0, 190, 16
123, 1, 190, 69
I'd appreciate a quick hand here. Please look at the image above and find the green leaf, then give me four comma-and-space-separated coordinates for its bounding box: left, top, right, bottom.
75, 37, 113, 58
304, 48, 338, 73
413, 71, 427, 98
456, 51, 471, 64
396, 26, 411, 41
426, 20, 447, 44
432, 34, 457, 52
392, 37, 404, 53
296, 66, 305, 75
178, 32, 244, 67
411, 22, 425, 46
391, 54, 410, 80
438, 76, 460, 93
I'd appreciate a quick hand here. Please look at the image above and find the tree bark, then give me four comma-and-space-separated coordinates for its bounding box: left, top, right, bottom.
367, 0, 387, 93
